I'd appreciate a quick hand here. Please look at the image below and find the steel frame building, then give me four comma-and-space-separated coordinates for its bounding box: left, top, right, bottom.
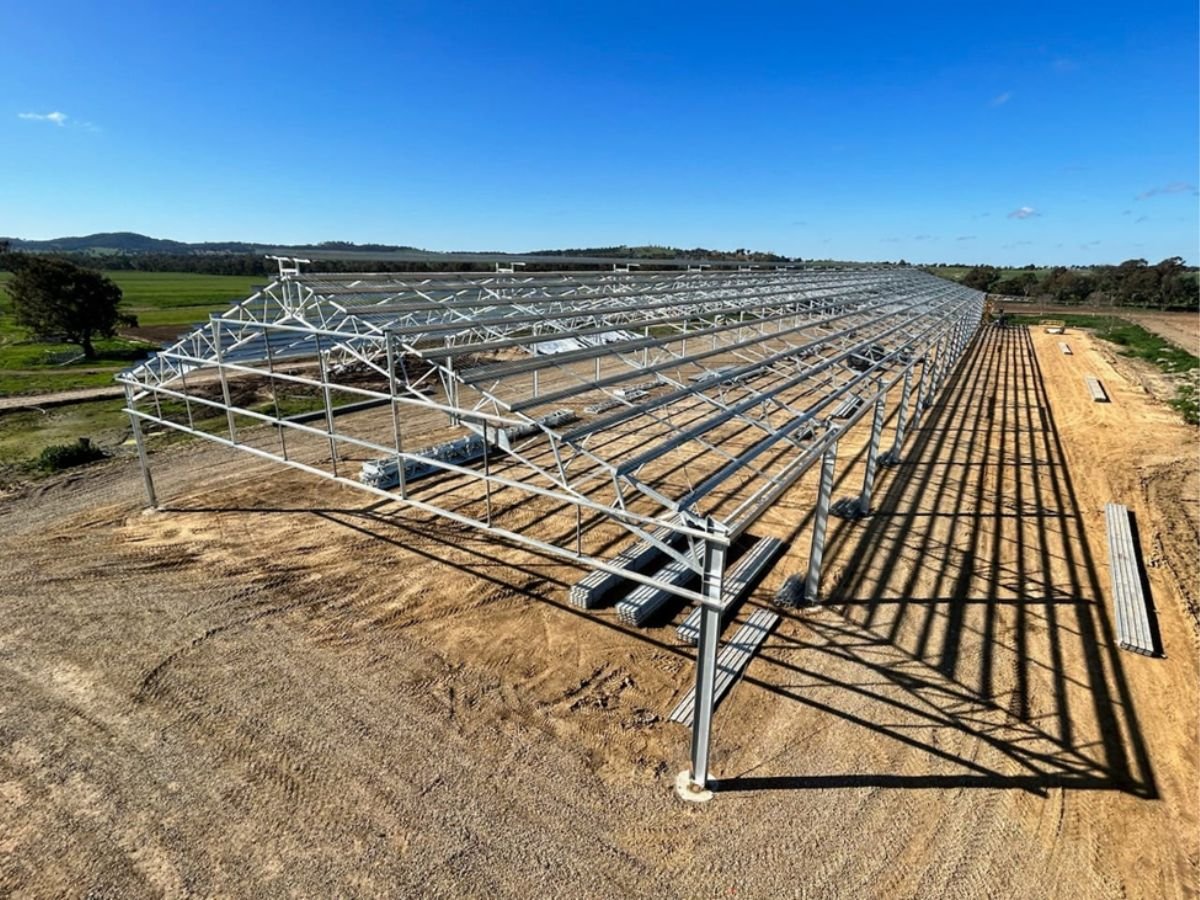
119, 262, 983, 794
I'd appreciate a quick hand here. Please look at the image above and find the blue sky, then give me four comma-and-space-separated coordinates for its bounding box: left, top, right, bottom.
3, 1, 1197, 266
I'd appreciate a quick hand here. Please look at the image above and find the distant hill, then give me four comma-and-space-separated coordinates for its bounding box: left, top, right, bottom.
4, 232, 201, 254
0, 232, 787, 263
0, 232, 428, 257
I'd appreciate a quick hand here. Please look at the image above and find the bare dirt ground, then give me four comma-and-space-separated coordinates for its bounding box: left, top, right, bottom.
1014, 303, 1199, 354
1116, 310, 1200, 354
1, 325, 1197, 898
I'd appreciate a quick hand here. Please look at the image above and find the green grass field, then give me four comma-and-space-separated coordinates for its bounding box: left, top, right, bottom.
105, 271, 264, 329
0, 271, 261, 398
0, 398, 129, 469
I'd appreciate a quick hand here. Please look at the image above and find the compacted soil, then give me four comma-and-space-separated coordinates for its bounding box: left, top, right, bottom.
1, 325, 1196, 898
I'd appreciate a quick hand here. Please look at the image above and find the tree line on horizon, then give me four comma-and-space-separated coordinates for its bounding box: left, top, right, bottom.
959, 257, 1198, 310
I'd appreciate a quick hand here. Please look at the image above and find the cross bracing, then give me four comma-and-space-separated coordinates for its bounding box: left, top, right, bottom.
119, 264, 983, 794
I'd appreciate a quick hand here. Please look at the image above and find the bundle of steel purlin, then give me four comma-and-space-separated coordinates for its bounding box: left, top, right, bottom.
359, 409, 577, 490
1105, 503, 1155, 656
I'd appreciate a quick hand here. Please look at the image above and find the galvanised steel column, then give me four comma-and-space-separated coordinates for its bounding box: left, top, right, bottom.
928, 337, 945, 397
210, 317, 238, 444
888, 364, 914, 458
384, 332, 407, 500
263, 325, 287, 461
936, 327, 953, 383
955, 310, 977, 360
858, 395, 887, 515
445, 353, 460, 427
124, 384, 157, 508
482, 420, 492, 526
911, 341, 939, 432
926, 334, 947, 399
939, 324, 957, 384
804, 439, 839, 605
687, 521, 727, 794
317, 347, 339, 476
950, 317, 967, 362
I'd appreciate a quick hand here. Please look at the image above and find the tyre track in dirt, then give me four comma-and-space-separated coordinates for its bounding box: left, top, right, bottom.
2, 325, 1197, 896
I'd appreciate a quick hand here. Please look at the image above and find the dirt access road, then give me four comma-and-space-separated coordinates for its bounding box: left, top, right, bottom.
1002, 302, 1199, 354
1, 325, 1196, 897
0, 386, 125, 411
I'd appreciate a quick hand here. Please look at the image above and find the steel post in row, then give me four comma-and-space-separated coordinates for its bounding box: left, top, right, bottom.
125, 384, 157, 509
687, 520, 728, 795
889, 364, 914, 458
859, 394, 887, 515
211, 318, 238, 444
445, 353, 460, 426
317, 346, 339, 476
804, 438, 839, 605
385, 333, 408, 500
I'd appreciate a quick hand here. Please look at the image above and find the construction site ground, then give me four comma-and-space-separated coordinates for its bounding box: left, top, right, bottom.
1, 324, 1197, 897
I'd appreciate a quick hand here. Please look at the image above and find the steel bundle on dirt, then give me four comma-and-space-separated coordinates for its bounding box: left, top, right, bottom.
1105, 502, 1156, 656
118, 262, 984, 793
675, 537, 783, 644
667, 608, 780, 727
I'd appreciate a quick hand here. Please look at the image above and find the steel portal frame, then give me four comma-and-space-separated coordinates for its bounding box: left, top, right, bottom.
119, 264, 983, 792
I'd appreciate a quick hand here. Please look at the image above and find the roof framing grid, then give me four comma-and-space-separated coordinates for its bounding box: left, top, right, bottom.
119, 265, 984, 606
118, 263, 984, 797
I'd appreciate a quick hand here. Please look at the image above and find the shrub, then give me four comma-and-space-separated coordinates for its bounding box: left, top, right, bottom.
36, 437, 106, 472
1169, 383, 1199, 426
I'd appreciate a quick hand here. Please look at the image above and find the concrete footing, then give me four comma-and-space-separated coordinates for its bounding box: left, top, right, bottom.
674, 770, 714, 803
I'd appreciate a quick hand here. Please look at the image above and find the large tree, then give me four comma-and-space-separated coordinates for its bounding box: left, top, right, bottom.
4, 256, 124, 359
992, 271, 1039, 297
962, 265, 1001, 292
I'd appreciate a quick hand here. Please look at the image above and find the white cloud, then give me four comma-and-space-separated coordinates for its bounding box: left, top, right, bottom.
990, 91, 1013, 107
18, 111, 68, 125
1008, 206, 1040, 220
16, 110, 98, 132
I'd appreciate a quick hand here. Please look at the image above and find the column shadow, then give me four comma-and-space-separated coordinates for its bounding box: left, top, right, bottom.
718, 324, 1157, 798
